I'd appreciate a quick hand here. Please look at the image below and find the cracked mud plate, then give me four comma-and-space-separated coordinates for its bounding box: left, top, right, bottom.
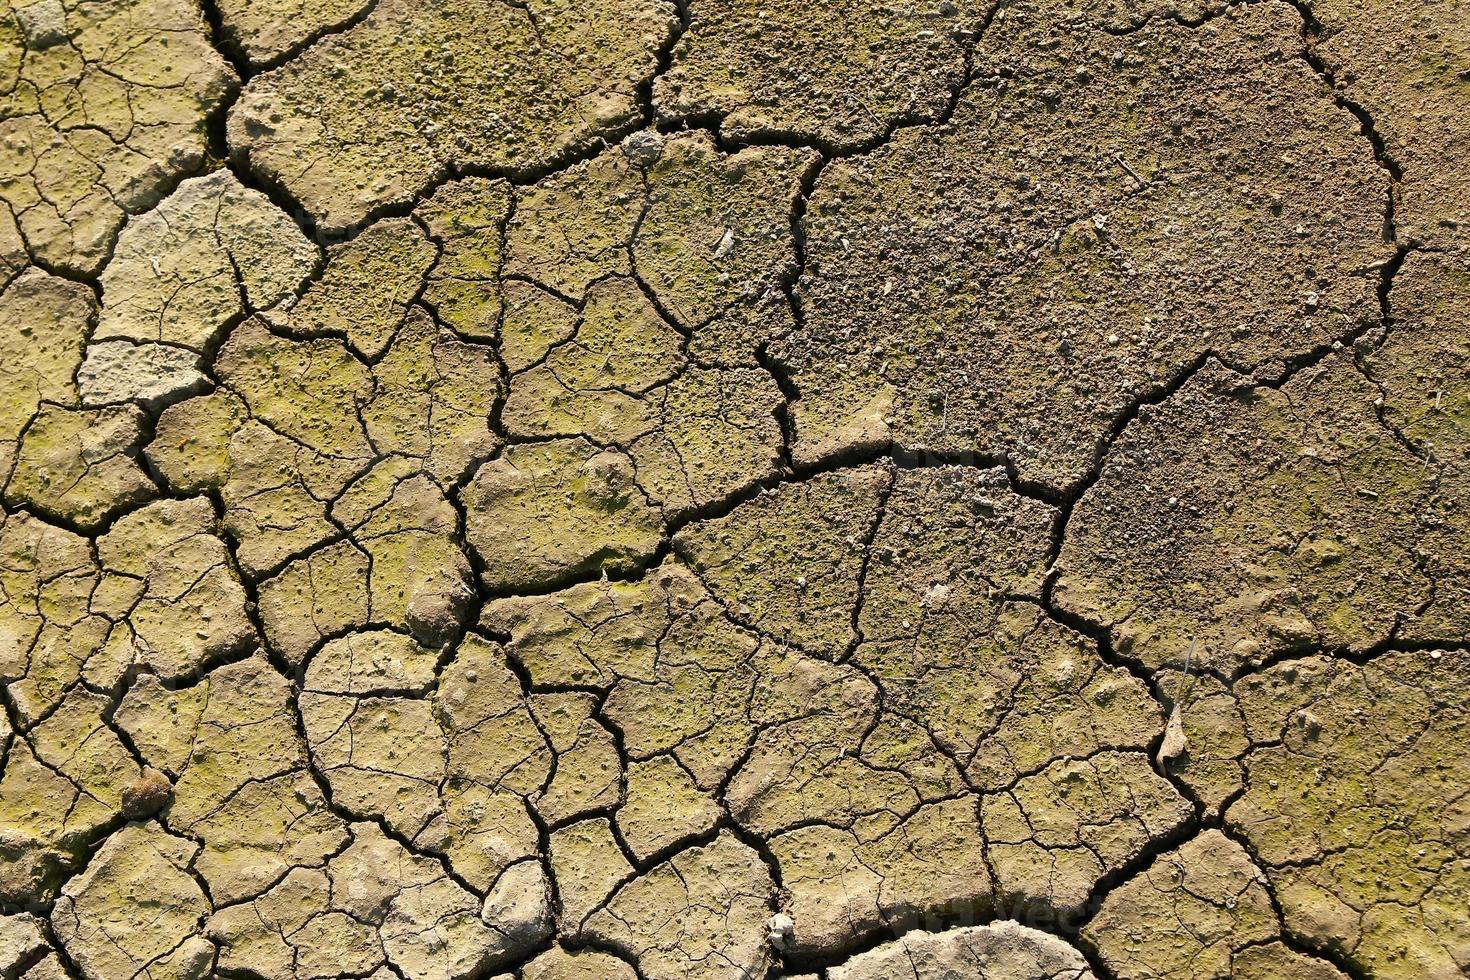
1, 0, 1467, 979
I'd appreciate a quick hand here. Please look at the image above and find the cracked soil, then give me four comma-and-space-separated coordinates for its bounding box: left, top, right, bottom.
0, 0, 1467, 978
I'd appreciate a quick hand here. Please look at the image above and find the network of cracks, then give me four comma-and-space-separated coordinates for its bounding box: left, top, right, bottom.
0, 0, 1467, 979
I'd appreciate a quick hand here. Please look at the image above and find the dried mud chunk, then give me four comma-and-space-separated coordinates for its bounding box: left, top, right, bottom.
379, 871, 528, 980
1083, 830, 1342, 979
95, 169, 319, 352
618, 757, 721, 861
76, 342, 206, 410
1310, 0, 1469, 251
502, 129, 810, 342
504, 149, 642, 299
303, 635, 546, 892
483, 562, 799, 788
549, 818, 633, 934
481, 569, 705, 688
655, 0, 981, 151
112, 660, 303, 820
502, 276, 783, 513
768, 799, 993, 959
779, 0, 1388, 486
115, 657, 347, 903
462, 438, 664, 592
208, 867, 383, 980
276, 216, 436, 360
480, 861, 553, 951
227, 0, 677, 233
723, 646, 931, 834
0, 512, 109, 721
499, 281, 585, 374
1233, 945, 1351, 980
0, 912, 47, 977
674, 465, 893, 658
307, 629, 441, 695
332, 464, 476, 645
530, 693, 620, 824
395, 889, 540, 980
853, 465, 1058, 698
214, 318, 375, 478
1150, 669, 1251, 815
522, 948, 638, 980
686, 289, 797, 369
1370, 252, 1470, 463
145, 390, 247, 494
255, 541, 370, 666
0, 0, 236, 274
982, 751, 1191, 916
632, 134, 816, 327
90, 497, 253, 685
583, 832, 775, 980
300, 633, 448, 839
7, 404, 155, 531
17, 955, 67, 980
828, 921, 1097, 980
701, 464, 1172, 947
301, 690, 446, 836
51, 822, 212, 980
419, 177, 513, 342
860, 603, 1163, 791
1053, 356, 1435, 677
208, 308, 496, 596
1200, 651, 1470, 979
213, 0, 373, 68
0, 270, 92, 486
0, 690, 140, 903
188, 773, 347, 906
208, 822, 538, 980
502, 275, 684, 444
491, 571, 859, 791
612, 616, 865, 792
629, 365, 785, 515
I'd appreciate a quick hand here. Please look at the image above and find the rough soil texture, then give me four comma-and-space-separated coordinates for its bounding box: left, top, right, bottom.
0, 1, 1465, 979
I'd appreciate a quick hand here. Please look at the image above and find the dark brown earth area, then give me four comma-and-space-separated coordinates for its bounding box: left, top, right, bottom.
0, 0, 1467, 978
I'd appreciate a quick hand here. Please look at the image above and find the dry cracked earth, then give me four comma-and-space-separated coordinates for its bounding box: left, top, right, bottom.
0, 0, 1467, 979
